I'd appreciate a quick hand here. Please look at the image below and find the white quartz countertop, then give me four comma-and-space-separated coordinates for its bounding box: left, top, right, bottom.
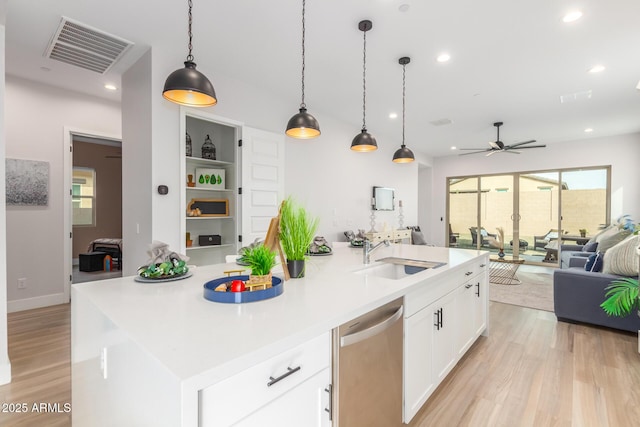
72, 244, 486, 388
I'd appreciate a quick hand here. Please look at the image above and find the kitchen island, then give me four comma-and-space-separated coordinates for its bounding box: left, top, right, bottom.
72, 244, 488, 426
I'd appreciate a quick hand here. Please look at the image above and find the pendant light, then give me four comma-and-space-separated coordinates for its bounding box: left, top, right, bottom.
351, 20, 377, 152
392, 57, 416, 163
163, 0, 217, 107
286, 0, 321, 139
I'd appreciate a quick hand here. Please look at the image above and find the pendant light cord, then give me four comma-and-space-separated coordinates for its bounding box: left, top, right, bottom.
361, 28, 367, 130
186, 0, 194, 62
402, 62, 406, 147
300, 0, 307, 108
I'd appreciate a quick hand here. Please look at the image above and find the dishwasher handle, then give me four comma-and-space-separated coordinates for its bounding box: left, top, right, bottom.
340, 305, 403, 348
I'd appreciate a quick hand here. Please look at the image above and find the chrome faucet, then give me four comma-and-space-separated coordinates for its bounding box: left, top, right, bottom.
363, 239, 390, 264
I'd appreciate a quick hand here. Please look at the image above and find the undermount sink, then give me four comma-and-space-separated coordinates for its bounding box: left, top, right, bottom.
375, 257, 447, 270
355, 257, 446, 281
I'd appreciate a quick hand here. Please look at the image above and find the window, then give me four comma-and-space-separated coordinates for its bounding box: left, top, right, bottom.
73, 167, 96, 226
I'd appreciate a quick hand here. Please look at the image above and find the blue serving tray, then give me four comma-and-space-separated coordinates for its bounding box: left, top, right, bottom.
203, 275, 283, 303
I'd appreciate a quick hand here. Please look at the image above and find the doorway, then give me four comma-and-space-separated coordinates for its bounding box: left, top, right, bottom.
64, 129, 123, 294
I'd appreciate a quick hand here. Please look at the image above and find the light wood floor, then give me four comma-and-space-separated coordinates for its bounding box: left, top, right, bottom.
0, 302, 638, 426
0, 304, 70, 427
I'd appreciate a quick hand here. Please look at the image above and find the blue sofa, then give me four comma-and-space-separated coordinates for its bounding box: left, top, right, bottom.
554, 244, 640, 333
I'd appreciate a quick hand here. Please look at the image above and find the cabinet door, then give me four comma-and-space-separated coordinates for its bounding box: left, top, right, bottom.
241, 127, 285, 245
474, 277, 487, 336
456, 279, 477, 356
404, 306, 435, 423
432, 291, 458, 384
235, 368, 332, 427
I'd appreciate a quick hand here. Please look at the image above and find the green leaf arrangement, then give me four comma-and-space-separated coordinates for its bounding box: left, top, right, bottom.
600, 277, 639, 317
242, 244, 277, 276
279, 197, 319, 261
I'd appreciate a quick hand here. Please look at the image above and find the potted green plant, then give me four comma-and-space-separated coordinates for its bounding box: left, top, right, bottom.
279, 196, 319, 278
601, 277, 639, 317
241, 243, 277, 285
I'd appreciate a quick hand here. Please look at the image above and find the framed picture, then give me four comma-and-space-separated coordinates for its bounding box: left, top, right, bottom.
6, 158, 49, 206
195, 168, 225, 189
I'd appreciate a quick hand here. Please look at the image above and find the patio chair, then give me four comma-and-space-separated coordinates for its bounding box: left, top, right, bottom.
449, 224, 459, 246
469, 226, 496, 247
534, 229, 561, 250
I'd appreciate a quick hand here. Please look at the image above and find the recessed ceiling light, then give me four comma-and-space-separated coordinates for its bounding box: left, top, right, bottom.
584, 128, 594, 133
450, 146, 457, 150
398, 4, 410, 12
40, 66, 51, 72
389, 112, 398, 119
563, 11, 583, 23
436, 53, 450, 63
588, 64, 605, 73
636, 80, 640, 90
104, 84, 117, 91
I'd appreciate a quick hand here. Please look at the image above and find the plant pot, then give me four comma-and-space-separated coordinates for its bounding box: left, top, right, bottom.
287, 260, 306, 279
498, 250, 505, 259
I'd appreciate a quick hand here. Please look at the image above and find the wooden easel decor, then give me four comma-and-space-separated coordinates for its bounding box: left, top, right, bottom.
264, 202, 290, 281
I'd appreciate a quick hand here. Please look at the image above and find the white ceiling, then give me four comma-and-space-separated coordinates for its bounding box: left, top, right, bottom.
4, 0, 640, 158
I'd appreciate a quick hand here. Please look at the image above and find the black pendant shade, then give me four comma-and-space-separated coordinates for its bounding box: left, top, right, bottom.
351, 129, 378, 152
351, 20, 377, 152
393, 56, 415, 163
163, 0, 217, 108
286, 107, 321, 139
393, 145, 415, 163
287, 0, 320, 139
163, 61, 217, 107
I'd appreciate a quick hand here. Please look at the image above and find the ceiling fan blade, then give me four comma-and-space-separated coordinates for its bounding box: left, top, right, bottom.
507, 139, 537, 148
457, 147, 490, 151
485, 150, 498, 157
459, 150, 490, 156
513, 144, 546, 149
502, 150, 521, 154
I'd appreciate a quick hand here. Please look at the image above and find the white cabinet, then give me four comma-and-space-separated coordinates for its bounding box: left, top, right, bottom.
200, 332, 332, 427
431, 289, 458, 383
403, 256, 489, 423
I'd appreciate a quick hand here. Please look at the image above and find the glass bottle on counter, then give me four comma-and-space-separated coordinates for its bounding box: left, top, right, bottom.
201, 134, 216, 160
185, 132, 192, 157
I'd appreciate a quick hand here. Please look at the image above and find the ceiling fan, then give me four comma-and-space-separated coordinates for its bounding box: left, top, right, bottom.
458, 122, 546, 156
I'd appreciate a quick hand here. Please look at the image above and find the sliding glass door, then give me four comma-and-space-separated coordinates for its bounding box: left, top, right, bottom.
447, 166, 610, 265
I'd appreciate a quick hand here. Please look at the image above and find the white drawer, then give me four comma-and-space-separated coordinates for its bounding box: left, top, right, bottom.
457, 258, 487, 281
200, 332, 331, 427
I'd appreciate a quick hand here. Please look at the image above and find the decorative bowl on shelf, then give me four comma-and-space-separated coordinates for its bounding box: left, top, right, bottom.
203, 275, 283, 303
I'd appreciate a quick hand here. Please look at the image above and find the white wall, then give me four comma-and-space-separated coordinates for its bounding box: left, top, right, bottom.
4, 76, 121, 311
284, 113, 419, 244
428, 133, 640, 246
0, 14, 12, 385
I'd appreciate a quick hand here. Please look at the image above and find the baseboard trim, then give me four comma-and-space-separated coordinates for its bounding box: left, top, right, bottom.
7, 293, 68, 313
0, 360, 11, 385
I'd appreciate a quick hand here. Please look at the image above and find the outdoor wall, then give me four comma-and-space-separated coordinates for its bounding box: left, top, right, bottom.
4, 76, 121, 311
72, 141, 122, 259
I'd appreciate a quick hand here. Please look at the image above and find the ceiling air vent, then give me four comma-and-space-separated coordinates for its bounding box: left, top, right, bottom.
44, 17, 134, 74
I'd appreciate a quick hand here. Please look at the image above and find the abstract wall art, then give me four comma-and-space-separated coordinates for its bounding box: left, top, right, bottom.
6, 158, 50, 206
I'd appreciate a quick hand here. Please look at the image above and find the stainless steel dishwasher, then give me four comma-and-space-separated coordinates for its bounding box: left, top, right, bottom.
332, 298, 404, 427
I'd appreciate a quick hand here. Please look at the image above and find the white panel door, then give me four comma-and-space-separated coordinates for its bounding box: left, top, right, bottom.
241, 127, 285, 245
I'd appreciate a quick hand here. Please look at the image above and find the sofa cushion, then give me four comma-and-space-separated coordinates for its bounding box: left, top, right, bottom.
582, 241, 598, 252
587, 225, 614, 245
602, 234, 639, 276
584, 252, 604, 272
411, 230, 427, 245
596, 227, 632, 253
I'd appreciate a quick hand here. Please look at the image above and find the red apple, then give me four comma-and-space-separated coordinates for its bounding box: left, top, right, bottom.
230, 280, 246, 292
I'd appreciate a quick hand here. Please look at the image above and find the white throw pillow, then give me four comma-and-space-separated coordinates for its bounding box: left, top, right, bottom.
603, 235, 640, 276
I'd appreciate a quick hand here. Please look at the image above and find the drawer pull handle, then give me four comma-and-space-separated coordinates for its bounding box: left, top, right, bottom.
267, 365, 301, 387
465, 271, 473, 276
480, 263, 486, 267
465, 283, 473, 289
